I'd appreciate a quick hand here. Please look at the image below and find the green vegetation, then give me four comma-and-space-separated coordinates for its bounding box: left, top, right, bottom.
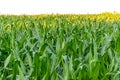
0, 13, 120, 80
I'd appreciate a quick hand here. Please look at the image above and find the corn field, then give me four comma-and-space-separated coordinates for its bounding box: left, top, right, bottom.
0, 13, 120, 80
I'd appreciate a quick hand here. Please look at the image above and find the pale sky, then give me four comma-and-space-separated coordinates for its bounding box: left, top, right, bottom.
0, 0, 120, 14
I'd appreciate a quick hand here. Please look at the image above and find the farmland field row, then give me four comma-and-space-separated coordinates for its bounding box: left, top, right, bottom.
0, 13, 120, 80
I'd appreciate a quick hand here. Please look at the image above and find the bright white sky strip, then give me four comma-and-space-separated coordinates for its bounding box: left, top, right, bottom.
0, 0, 120, 14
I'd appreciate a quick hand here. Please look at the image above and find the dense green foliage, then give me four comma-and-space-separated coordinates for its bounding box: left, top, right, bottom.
0, 13, 120, 80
